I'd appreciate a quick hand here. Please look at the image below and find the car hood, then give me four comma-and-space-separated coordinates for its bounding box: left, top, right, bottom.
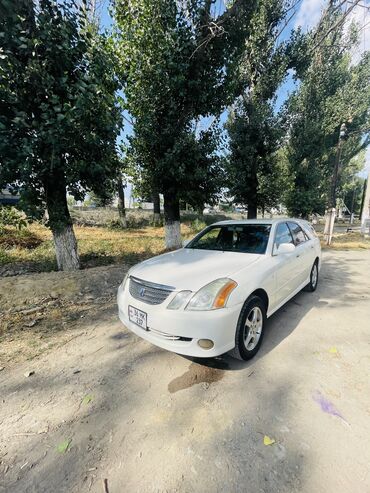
130, 248, 263, 291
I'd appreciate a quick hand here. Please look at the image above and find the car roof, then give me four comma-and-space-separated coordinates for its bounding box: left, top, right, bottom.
212, 218, 303, 226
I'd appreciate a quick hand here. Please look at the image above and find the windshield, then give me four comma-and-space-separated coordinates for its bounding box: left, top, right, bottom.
187, 224, 271, 254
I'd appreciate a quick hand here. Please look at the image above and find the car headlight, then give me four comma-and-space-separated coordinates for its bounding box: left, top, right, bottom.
185, 278, 237, 311
167, 290, 192, 310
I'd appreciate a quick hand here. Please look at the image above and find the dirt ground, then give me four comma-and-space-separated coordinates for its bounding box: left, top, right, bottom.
1, 250, 370, 493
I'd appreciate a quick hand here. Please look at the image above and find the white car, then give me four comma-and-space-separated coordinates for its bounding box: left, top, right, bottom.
117, 219, 321, 360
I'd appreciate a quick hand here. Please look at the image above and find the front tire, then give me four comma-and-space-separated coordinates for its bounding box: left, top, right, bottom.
231, 295, 266, 361
304, 260, 319, 292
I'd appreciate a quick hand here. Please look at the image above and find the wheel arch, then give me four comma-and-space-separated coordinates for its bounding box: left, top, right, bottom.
248, 288, 269, 313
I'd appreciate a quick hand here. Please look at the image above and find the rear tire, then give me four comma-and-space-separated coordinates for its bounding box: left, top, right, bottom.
230, 295, 266, 361
304, 260, 319, 292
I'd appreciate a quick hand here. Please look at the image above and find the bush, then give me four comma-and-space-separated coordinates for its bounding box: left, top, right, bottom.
71, 207, 160, 229
70, 207, 234, 230
0, 206, 27, 230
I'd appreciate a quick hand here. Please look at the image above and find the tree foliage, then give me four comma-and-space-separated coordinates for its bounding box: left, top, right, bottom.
0, 0, 121, 269
225, 0, 307, 218
285, 5, 370, 217
226, 99, 281, 217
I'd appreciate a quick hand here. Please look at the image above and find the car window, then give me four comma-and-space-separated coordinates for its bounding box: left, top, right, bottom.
305, 222, 317, 238
287, 222, 308, 246
190, 227, 222, 250
274, 222, 294, 248
187, 224, 271, 254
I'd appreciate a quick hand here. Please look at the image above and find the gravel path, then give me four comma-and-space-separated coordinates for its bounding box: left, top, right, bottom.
1, 250, 370, 493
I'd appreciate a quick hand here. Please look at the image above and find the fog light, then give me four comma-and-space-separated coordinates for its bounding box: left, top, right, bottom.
198, 339, 214, 349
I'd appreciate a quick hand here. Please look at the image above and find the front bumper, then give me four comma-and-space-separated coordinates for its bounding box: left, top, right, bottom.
117, 283, 242, 358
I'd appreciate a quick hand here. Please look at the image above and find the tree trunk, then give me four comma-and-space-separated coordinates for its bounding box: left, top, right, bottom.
45, 175, 80, 271
350, 188, 356, 224
163, 192, 182, 249
117, 179, 127, 228
247, 170, 258, 219
359, 178, 367, 221
247, 202, 257, 219
52, 224, 80, 271
152, 191, 161, 226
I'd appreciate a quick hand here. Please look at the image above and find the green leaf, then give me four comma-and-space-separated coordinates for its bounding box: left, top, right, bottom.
82, 394, 93, 405
56, 438, 71, 453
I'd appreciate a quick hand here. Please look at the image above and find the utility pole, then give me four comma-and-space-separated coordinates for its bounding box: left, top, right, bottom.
324, 122, 347, 245
360, 171, 370, 234
350, 189, 356, 224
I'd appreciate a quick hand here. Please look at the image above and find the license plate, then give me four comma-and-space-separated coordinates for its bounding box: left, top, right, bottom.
128, 305, 147, 330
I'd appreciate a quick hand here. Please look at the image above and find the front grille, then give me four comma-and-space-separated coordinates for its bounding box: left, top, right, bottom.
129, 276, 174, 305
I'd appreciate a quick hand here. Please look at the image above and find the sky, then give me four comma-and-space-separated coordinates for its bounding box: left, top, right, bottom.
98, 0, 370, 178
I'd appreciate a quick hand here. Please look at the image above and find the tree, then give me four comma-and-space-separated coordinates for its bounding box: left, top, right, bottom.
0, 0, 121, 270
114, 0, 257, 248
226, 99, 281, 218
226, 0, 307, 218
285, 4, 370, 217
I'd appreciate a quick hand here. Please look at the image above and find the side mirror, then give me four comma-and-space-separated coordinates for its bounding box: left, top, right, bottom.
275, 242, 295, 255
183, 239, 190, 247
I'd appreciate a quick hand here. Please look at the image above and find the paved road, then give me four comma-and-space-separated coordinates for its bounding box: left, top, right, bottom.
1, 250, 370, 493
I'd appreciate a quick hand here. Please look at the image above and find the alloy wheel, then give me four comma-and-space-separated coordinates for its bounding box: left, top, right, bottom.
243, 306, 263, 351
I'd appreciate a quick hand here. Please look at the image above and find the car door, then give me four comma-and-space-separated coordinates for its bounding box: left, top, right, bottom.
272, 222, 301, 307
287, 221, 314, 286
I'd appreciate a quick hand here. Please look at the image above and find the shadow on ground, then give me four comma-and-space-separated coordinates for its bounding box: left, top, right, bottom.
2, 251, 368, 493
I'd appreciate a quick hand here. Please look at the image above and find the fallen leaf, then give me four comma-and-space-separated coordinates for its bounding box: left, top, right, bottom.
82, 394, 93, 405
57, 439, 71, 453
0, 367, 4, 371
329, 347, 338, 354
263, 435, 275, 446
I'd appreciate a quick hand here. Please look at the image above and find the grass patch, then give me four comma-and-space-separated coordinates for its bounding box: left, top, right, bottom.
0, 223, 57, 272
0, 227, 43, 249
1, 212, 369, 275
319, 231, 370, 250
0, 209, 226, 273
0, 222, 194, 272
